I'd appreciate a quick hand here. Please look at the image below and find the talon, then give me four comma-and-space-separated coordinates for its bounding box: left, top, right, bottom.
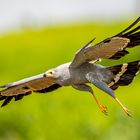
91, 93, 108, 115
99, 104, 108, 115
123, 107, 132, 117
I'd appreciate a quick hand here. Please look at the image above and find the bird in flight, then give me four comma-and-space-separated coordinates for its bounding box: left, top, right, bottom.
0, 17, 140, 117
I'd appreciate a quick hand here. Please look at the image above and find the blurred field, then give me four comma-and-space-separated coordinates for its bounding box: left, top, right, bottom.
0, 19, 140, 140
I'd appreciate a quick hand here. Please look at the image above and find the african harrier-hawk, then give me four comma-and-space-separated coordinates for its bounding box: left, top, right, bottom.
0, 17, 140, 117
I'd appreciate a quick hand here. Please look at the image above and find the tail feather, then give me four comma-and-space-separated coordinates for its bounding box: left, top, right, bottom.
107, 60, 140, 90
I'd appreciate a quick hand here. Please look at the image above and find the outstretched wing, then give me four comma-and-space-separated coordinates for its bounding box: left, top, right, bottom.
0, 73, 61, 107
70, 17, 140, 68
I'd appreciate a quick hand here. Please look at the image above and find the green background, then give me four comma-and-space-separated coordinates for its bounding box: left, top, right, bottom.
0, 19, 139, 140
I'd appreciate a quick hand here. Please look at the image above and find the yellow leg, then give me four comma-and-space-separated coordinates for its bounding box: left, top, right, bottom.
91, 93, 108, 115
114, 97, 132, 117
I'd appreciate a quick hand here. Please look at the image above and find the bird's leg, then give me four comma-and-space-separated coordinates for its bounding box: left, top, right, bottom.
72, 84, 108, 115
86, 73, 132, 117
114, 97, 132, 117
91, 91, 108, 115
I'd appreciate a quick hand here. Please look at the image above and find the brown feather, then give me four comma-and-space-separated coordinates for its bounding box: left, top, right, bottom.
70, 37, 130, 68
70, 17, 140, 68
0, 73, 61, 107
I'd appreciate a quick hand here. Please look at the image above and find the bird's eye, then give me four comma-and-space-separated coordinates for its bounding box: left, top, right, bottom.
47, 70, 54, 75
49, 71, 53, 74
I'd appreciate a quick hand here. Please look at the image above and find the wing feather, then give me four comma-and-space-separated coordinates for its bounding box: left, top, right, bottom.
70, 17, 140, 68
0, 73, 56, 96
0, 73, 61, 107
107, 60, 140, 90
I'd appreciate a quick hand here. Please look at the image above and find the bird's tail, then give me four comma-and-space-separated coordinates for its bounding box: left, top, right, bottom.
107, 60, 140, 90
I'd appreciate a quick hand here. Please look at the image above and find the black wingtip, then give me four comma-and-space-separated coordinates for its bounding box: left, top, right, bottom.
89, 38, 96, 44
0, 84, 10, 88
107, 60, 140, 90
82, 38, 96, 50
114, 17, 140, 37
1, 96, 13, 107
14, 94, 24, 101
0, 85, 6, 88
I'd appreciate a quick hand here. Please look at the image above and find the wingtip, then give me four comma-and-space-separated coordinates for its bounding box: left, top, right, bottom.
81, 38, 96, 50
0, 85, 6, 88
89, 38, 96, 45
1, 103, 7, 108
135, 16, 140, 22
114, 16, 140, 37
0, 84, 9, 88
0, 96, 13, 107
137, 16, 140, 21
1, 103, 5, 108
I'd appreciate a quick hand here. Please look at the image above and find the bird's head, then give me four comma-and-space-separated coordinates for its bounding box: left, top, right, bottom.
45, 69, 60, 79
46, 69, 55, 77
45, 62, 70, 80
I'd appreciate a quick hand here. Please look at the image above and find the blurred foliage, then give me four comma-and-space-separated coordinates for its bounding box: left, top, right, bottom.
0, 19, 139, 140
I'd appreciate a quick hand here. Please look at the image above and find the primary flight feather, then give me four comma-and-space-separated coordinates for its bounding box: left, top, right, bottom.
0, 17, 140, 116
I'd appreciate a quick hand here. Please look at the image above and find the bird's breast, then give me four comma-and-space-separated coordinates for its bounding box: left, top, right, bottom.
55, 62, 91, 86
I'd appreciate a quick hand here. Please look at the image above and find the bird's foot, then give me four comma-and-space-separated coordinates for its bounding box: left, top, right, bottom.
122, 106, 132, 117
98, 103, 108, 115
115, 97, 132, 117
91, 93, 108, 115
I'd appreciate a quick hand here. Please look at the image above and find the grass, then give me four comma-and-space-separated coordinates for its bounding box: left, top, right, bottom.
0, 19, 139, 140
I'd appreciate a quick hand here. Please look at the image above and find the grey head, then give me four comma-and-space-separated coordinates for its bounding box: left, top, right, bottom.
45, 62, 72, 86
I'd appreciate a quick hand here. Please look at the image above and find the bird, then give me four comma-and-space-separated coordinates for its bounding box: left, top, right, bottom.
0, 17, 140, 117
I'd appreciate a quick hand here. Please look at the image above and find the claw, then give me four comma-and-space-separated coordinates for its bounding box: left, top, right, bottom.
99, 104, 108, 115
123, 106, 132, 117
91, 93, 108, 115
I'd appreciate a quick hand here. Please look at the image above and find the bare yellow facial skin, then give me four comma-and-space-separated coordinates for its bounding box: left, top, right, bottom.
46, 70, 55, 77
